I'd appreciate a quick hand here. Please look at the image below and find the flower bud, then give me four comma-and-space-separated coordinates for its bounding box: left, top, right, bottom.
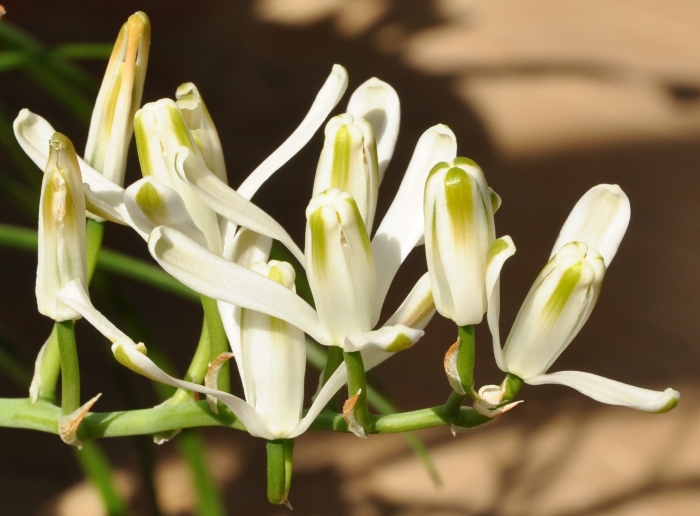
312, 114, 379, 232
241, 261, 306, 438
84, 12, 150, 186
503, 242, 606, 379
175, 82, 228, 184
424, 157, 498, 326
37, 133, 87, 321
134, 99, 221, 253
305, 189, 375, 346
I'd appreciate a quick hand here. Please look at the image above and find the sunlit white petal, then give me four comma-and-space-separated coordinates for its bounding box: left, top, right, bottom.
371, 124, 457, 325
237, 64, 349, 200
551, 184, 630, 267
527, 371, 680, 413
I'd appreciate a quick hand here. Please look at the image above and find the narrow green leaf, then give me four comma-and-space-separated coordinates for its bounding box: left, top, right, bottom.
73, 442, 130, 516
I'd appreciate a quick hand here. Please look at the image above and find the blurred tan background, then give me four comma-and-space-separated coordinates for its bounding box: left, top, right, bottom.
1, 0, 699, 514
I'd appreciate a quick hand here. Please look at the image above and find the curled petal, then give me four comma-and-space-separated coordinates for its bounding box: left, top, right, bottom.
343, 325, 424, 353
527, 371, 680, 413
384, 272, 436, 330
124, 177, 207, 246
148, 226, 326, 344
14, 109, 129, 223
237, 64, 349, 200
551, 184, 630, 267
371, 124, 457, 325
485, 236, 516, 371
175, 147, 305, 265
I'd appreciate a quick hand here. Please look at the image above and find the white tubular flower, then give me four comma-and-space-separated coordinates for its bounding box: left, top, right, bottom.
84, 12, 150, 186
175, 82, 228, 184
134, 99, 222, 254
305, 189, 375, 346
312, 114, 379, 231
241, 261, 306, 437
424, 158, 498, 326
490, 184, 680, 413
56, 274, 358, 440
37, 133, 87, 321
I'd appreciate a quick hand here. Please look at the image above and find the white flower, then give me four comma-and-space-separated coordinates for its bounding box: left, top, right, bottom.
424, 158, 499, 326
489, 185, 680, 413
84, 12, 149, 187
36, 133, 87, 321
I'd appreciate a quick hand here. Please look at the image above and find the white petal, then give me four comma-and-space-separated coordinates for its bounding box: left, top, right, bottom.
550, 184, 630, 267
485, 236, 516, 371
124, 177, 207, 247
383, 272, 435, 330
14, 110, 129, 223
343, 325, 424, 353
371, 124, 457, 325
148, 226, 326, 344
237, 64, 349, 200
527, 371, 680, 413
58, 279, 135, 345
240, 304, 306, 438
347, 77, 400, 181
175, 147, 305, 265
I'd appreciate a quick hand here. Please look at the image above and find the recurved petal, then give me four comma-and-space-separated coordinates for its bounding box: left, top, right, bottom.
347, 77, 400, 180
175, 147, 305, 266
550, 184, 630, 267
343, 325, 424, 353
148, 226, 326, 344
14, 110, 128, 222
124, 177, 207, 247
485, 236, 516, 371
527, 371, 680, 413
371, 124, 457, 325
237, 64, 348, 200
383, 272, 435, 330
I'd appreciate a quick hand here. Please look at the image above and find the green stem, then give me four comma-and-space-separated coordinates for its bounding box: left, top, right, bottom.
457, 324, 477, 399
56, 320, 80, 415
343, 350, 371, 433
502, 372, 523, 403
320, 346, 344, 410
0, 396, 502, 438
37, 328, 61, 402
169, 317, 210, 406
266, 439, 293, 506
201, 296, 229, 393
86, 219, 105, 282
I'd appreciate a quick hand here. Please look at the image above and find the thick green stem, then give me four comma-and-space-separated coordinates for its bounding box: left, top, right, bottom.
343, 350, 371, 433
266, 439, 293, 506
320, 346, 344, 410
56, 320, 80, 415
169, 317, 210, 405
201, 295, 230, 393
457, 324, 477, 399
502, 373, 523, 403
86, 219, 105, 282
37, 327, 61, 402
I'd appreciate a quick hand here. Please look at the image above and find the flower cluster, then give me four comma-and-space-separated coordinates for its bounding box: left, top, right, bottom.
12, 11, 679, 506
